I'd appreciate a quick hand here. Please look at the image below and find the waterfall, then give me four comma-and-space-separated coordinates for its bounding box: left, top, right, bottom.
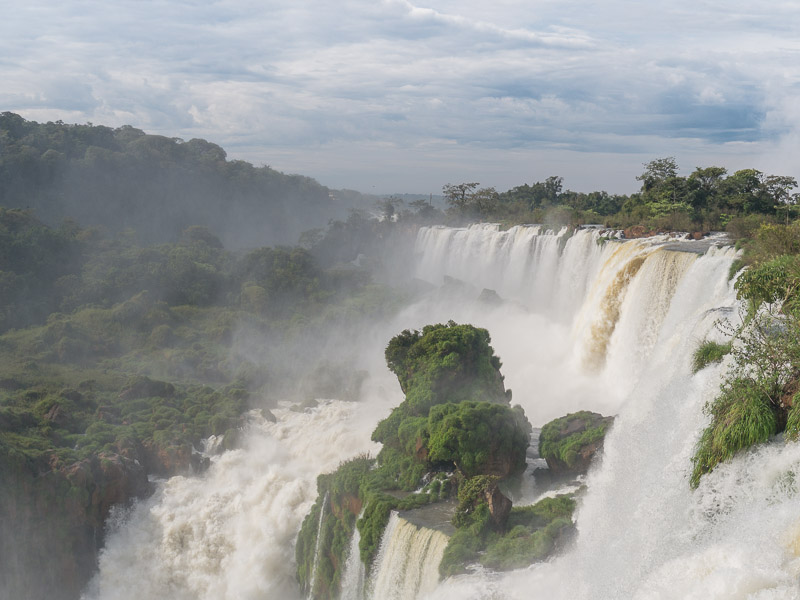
308, 491, 330, 599
411, 228, 800, 598
84, 224, 800, 600
81, 402, 385, 600
367, 512, 449, 600
340, 512, 366, 600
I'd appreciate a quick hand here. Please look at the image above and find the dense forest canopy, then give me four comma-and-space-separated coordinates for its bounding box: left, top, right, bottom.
0, 113, 374, 248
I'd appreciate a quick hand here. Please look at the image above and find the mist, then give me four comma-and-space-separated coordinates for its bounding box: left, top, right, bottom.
0, 113, 380, 249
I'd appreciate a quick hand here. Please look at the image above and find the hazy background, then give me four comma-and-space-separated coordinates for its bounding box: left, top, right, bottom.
2, 0, 798, 194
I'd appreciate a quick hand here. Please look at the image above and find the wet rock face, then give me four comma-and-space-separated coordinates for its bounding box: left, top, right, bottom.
0, 452, 153, 600
538, 411, 614, 476
484, 482, 512, 530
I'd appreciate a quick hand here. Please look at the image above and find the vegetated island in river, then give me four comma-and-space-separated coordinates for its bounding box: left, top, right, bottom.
295, 321, 613, 599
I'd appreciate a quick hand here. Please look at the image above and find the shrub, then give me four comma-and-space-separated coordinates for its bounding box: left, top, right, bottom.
690, 379, 778, 488
692, 340, 732, 373
784, 393, 800, 442
539, 411, 612, 471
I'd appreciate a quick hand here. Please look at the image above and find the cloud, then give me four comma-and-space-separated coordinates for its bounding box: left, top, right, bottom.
1, 0, 798, 193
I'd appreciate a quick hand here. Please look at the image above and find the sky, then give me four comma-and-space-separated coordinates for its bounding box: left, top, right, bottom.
2, 0, 799, 195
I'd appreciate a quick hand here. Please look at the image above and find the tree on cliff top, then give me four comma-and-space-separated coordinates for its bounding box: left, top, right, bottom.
384, 321, 509, 416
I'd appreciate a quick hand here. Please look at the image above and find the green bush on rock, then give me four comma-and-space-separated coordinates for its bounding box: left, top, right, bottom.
440, 493, 576, 577
690, 378, 779, 487
539, 411, 613, 475
298, 322, 549, 597
383, 321, 509, 416
427, 402, 530, 479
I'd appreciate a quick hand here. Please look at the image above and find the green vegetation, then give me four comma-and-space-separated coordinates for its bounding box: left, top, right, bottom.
297, 322, 540, 597
691, 221, 800, 488
440, 494, 576, 576
0, 203, 408, 599
296, 456, 372, 600
690, 379, 779, 487
438, 158, 798, 232
426, 402, 529, 478
691, 341, 732, 373
0, 113, 375, 248
383, 322, 509, 415
372, 322, 524, 489
539, 411, 613, 472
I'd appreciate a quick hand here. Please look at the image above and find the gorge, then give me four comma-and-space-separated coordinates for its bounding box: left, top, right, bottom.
82, 224, 800, 600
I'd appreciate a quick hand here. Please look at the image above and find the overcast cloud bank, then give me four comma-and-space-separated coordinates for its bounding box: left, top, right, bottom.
2, 0, 798, 193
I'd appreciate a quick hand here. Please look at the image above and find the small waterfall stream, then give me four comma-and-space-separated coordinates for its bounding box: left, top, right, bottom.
340, 511, 366, 600
308, 491, 330, 599
366, 512, 449, 600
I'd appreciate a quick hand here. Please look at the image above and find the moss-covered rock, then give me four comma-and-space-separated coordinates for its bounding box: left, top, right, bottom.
539, 411, 614, 475
297, 322, 536, 597
0, 449, 152, 600
440, 493, 577, 577
296, 456, 372, 600
383, 321, 509, 416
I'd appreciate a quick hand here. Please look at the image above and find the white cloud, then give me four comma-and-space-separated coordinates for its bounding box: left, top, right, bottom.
1, 0, 799, 193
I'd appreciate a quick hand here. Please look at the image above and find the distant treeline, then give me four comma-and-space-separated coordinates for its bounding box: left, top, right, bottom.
0, 207, 386, 334
435, 157, 798, 231
0, 113, 374, 248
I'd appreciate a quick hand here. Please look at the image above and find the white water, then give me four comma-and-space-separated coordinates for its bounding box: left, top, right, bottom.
308, 490, 330, 599
340, 511, 366, 600
85, 224, 800, 600
82, 402, 385, 600
368, 512, 450, 600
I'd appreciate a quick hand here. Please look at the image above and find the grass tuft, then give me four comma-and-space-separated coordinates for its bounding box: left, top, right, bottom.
691, 340, 732, 374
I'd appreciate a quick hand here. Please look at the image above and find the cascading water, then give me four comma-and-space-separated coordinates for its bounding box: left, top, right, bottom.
84, 223, 800, 600
81, 401, 385, 600
340, 510, 366, 600
367, 512, 450, 600
308, 491, 330, 599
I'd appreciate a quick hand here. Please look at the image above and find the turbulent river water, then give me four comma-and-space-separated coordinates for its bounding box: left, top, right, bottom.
84, 224, 800, 600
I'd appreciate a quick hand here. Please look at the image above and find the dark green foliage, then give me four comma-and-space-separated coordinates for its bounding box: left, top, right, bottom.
296, 456, 374, 599
692, 340, 732, 373
427, 402, 530, 478
481, 518, 574, 570
508, 495, 576, 526
0, 208, 85, 331
735, 253, 800, 315
440, 493, 576, 577
784, 393, 800, 442
0, 113, 372, 249
0, 370, 247, 471
383, 321, 507, 416
432, 159, 797, 232
438, 520, 488, 577
539, 412, 612, 471
375, 322, 512, 472
452, 475, 499, 529
690, 379, 779, 487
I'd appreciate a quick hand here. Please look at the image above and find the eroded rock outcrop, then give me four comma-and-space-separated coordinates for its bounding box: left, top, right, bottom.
0, 451, 152, 600
538, 411, 614, 475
